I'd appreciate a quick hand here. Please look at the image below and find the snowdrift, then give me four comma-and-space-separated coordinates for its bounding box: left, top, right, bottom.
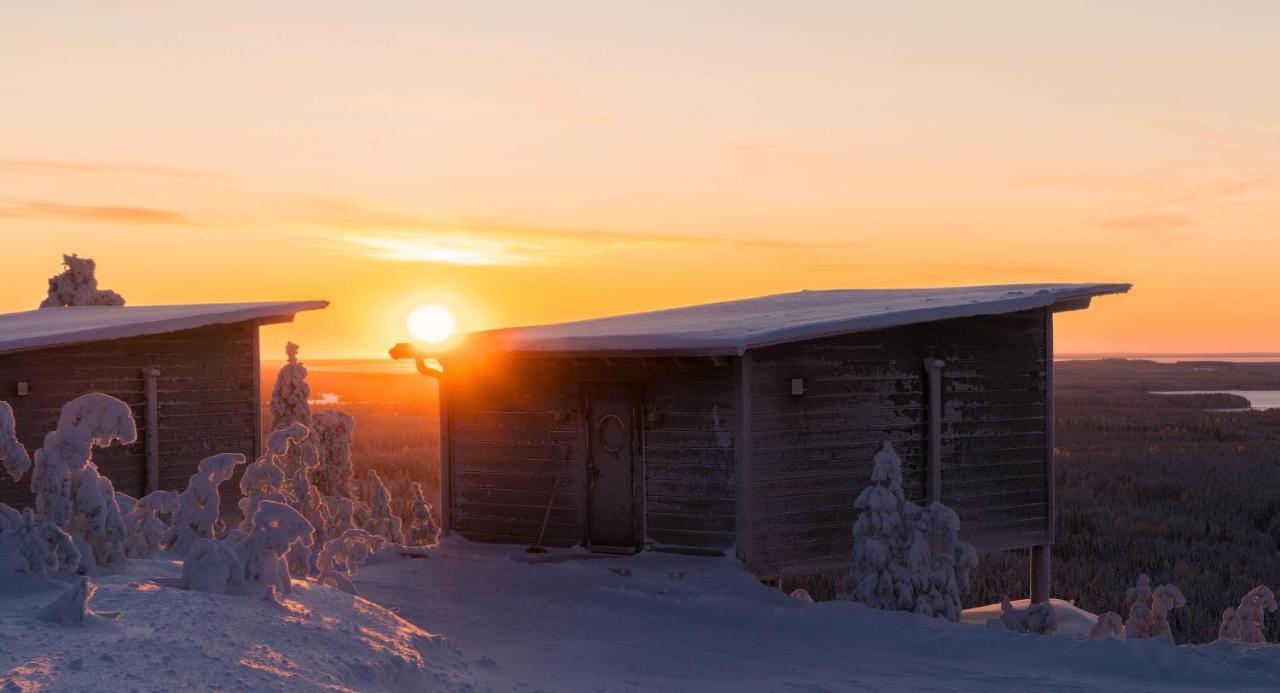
0, 557, 474, 692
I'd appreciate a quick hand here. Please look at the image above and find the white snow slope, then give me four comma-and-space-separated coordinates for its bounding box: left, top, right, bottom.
0, 557, 475, 692
357, 539, 1280, 693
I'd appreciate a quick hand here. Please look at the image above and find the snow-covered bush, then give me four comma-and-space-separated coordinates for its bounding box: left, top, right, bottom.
312, 410, 355, 498
316, 528, 386, 594
38, 254, 126, 308
40, 576, 119, 625
842, 442, 977, 621
238, 456, 288, 532
123, 490, 179, 558
407, 482, 440, 546
168, 453, 246, 554
30, 393, 136, 571
364, 469, 405, 545
997, 597, 1057, 634
1087, 612, 1126, 640
0, 507, 80, 576
236, 500, 315, 600
326, 497, 358, 539
1123, 574, 1186, 640
790, 588, 815, 604
1218, 586, 1276, 644
0, 401, 32, 481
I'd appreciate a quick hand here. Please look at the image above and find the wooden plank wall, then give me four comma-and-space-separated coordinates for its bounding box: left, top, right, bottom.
0, 323, 259, 507
445, 357, 737, 550
748, 309, 1050, 577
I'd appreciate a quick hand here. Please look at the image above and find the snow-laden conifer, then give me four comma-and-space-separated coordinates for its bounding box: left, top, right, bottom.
1123, 574, 1186, 640
1218, 586, 1276, 644
236, 500, 315, 600
312, 410, 355, 498
1087, 612, 1126, 640
123, 490, 179, 558
406, 482, 440, 546
316, 528, 386, 594
0, 401, 31, 482
843, 442, 976, 621
270, 342, 312, 434
0, 507, 80, 575
167, 453, 246, 554
237, 456, 288, 533
364, 469, 404, 545
38, 254, 125, 308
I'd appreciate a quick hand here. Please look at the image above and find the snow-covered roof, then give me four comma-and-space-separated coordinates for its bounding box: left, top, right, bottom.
0, 301, 328, 356
459, 283, 1130, 356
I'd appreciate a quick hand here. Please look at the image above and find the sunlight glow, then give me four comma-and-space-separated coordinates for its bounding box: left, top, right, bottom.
407, 305, 457, 344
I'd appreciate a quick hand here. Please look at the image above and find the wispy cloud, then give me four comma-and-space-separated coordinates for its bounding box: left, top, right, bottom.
0, 199, 196, 225
295, 200, 849, 266
0, 159, 215, 179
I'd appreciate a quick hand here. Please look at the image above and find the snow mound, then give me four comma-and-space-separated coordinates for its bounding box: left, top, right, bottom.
962, 598, 1093, 635
0, 557, 475, 691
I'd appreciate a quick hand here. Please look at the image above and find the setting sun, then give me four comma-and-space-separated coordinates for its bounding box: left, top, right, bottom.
407, 304, 457, 344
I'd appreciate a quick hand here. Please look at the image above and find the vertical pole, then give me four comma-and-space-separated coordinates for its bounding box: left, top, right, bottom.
143, 367, 161, 494
924, 358, 945, 505
735, 352, 754, 568
251, 324, 262, 454
1031, 544, 1050, 604
437, 374, 452, 535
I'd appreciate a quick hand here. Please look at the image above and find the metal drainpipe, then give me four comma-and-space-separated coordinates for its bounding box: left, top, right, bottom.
143, 367, 161, 494
924, 358, 945, 505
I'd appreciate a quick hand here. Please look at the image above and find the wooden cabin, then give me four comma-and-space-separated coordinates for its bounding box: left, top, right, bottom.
409, 283, 1128, 600
0, 301, 326, 506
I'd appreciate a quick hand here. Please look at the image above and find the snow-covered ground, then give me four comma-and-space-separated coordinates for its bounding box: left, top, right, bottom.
357, 539, 1280, 693
0, 557, 475, 692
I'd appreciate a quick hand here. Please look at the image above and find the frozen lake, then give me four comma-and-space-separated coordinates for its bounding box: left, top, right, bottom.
1152, 390, 1280, 410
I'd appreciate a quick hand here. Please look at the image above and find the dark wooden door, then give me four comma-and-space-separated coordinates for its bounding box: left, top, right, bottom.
585, 385, 641, 553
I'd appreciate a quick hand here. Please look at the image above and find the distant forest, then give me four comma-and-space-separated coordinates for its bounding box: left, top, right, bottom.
964, 359, 1280, 643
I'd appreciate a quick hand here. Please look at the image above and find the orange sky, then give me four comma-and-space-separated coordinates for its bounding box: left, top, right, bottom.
2, 2, 1277, 358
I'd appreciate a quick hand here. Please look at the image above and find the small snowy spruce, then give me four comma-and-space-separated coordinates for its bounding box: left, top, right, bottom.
30, 393, 136, 571
997, 597, 1057, 635
1123, 574, 1186, 640
364, 469, 405, 545
181, 537, 242, 594
316, 528, 386, 594
123, 490, 179, 558
407, 482, 440, 546
236, 500, 315, 600
843, 442, 976, 621
167, 453, 246, 554
0, 507, 80, 576
238, 456, 289, 533
0, 401, 32, 481
38, 254, 126, 308
790, 588, 815, 604
312, 410, 356, 499
1218, 586, 1276, 644
1087, 612, 1126, 640
270, 342, 312, 434
40, 576, 119, 625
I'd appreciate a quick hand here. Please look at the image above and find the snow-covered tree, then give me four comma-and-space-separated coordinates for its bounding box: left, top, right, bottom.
123, 490, 179, 558
1219, 586, 1276, 644
39, 254, 125, 308
270, 342, 312, 434
790, 588, 815, 604
364, 469, 404, 545
1123, 574, 1186, 640
315, 528, 386, 594
1087, 612, 1126, 640
0, 401, 32, 481
30, 393, 136, 571
406, 482, 440, 546
237, 456, 288, 533
0, 507, 80, 576
842, 442, 976, 621
40, 576, 119, 625
312, 410, 355, 498
236, 500, 315, 600
997, 597, 1058, 634
326, 497, 358, 539
168, 453, 246, 554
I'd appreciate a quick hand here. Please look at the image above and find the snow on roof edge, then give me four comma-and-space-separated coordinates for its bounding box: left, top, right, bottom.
451, 283, 1130, 357
0, 300, 328, 356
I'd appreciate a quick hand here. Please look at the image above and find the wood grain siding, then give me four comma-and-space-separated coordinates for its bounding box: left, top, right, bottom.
0, 322, 260, 507
748, 309, 1050, 577
444, 357, 737, 550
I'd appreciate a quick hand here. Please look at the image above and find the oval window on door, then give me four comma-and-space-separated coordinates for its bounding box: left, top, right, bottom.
596, 413, 627, 453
